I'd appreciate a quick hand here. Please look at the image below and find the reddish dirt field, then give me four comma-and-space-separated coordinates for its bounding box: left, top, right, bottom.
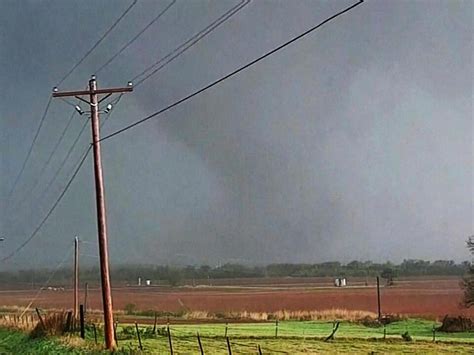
1, 277, 472, 319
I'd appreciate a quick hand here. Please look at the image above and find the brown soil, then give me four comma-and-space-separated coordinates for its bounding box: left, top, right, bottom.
1, 277, 472, 319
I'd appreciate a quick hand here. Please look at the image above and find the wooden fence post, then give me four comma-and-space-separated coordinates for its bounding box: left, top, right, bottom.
135, 322, 143, 350
153, 312, 157, 335
167, 324, 174, 355
275, 319, 279, 338
35, 308, 45, 331
197, 332, 204, 355
65, 311, 73, 332
114, 321, 118, 345
79, 305, 85, 339
258, 344, 263, 355
93, 323, 98, 344
224, 322, 228, 337
226, 336, 232, 355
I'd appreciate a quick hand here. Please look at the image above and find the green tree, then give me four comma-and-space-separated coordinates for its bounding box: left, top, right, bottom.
462, 236, 474, 308
381, 268, 394, 286
165, 267, 183, 287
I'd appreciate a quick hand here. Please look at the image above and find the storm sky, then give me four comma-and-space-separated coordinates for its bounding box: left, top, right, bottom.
0, 0, 472, 269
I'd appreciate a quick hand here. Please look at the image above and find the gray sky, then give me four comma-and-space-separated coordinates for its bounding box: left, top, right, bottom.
0, 0, 472, 269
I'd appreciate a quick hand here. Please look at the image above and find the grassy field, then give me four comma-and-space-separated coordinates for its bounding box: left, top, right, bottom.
0, 328, 128, 355
139, 319, 474, 342
0, 328, 83, 354
132, 338, 474, 354
111, 319, 474, 354
1, 319, 473, 354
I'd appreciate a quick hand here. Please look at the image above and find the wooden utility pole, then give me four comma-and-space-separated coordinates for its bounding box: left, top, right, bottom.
74, 236, 79, 321
376, 276, 381, 321
53, 76, 132, 350
84, 282, 89, 314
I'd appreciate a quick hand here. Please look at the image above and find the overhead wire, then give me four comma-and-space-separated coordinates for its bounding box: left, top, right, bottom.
18, 244, 74, 318
12, 0, 139, 210
2, 0, 363, 262
1, 145, 92, 262
7, 0, 137, 212
3, 0, 137, 260
56, 0, 139, 87
6, 96, 53, 201
12, 97, 120, 233
34, 86, 94, 205
59, 98, 80, 108
3, 98, 125, 261
95, 0, 177, 75
46, 104, 118, 200
13, 110, 77, 210
132, 0, 250, 87
78, 240, 97, 245
37, 118, 90, 203
7, 0, 243, 211
36, 97, 119, 209
80, 253, 100, 259
101, 0, 364, 142
8, 101, 83, 229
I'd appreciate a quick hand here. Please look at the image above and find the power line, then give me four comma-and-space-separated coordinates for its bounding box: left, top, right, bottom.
30, 2, 249, 217
80, 252, 100, 259
34, 96, 124, 206
133, 0, 250, 87
18, 245, 74, 318
6, 96, 53, 201
13, 110, 77, 210
7, 0, 137, 204
37, 118, 90, 203
59, 97, 81, 108
4, 99, 125, 259
101, 93, 125, 116
36, 110, 78, 188
5, 0, 242, 215
3, 0, 363, 262
101, 0, 364, 142
56, 0, 139, 87
26, 97, 121, 221
1, 146, 92, 262
95, 0, 177, 74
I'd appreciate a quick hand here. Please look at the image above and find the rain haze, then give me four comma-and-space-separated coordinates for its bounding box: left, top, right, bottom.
0, 0, 472, 270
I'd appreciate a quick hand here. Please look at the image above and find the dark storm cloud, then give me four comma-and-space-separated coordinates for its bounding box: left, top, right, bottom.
0, 0, 472, 269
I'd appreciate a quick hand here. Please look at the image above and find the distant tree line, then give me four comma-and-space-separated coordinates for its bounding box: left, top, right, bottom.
0, 259, 470, 288
462, 236, 474, 308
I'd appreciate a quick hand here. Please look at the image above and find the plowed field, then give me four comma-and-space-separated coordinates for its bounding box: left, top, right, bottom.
1, 277, 472, 318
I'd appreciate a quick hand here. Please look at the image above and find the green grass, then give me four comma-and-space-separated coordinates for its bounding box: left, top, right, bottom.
111, 319, 473, 354
2, 319, 473, 354
0, 328, 130, 354
137, 319, 474, 343
137, 337, 474, 354
0, 328, 83, 354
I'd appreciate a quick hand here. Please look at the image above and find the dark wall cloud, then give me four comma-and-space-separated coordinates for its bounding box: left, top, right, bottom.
0, 0, 472, 269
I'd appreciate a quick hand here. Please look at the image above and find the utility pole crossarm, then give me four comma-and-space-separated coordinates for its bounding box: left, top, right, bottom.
52, 86, 133, 98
